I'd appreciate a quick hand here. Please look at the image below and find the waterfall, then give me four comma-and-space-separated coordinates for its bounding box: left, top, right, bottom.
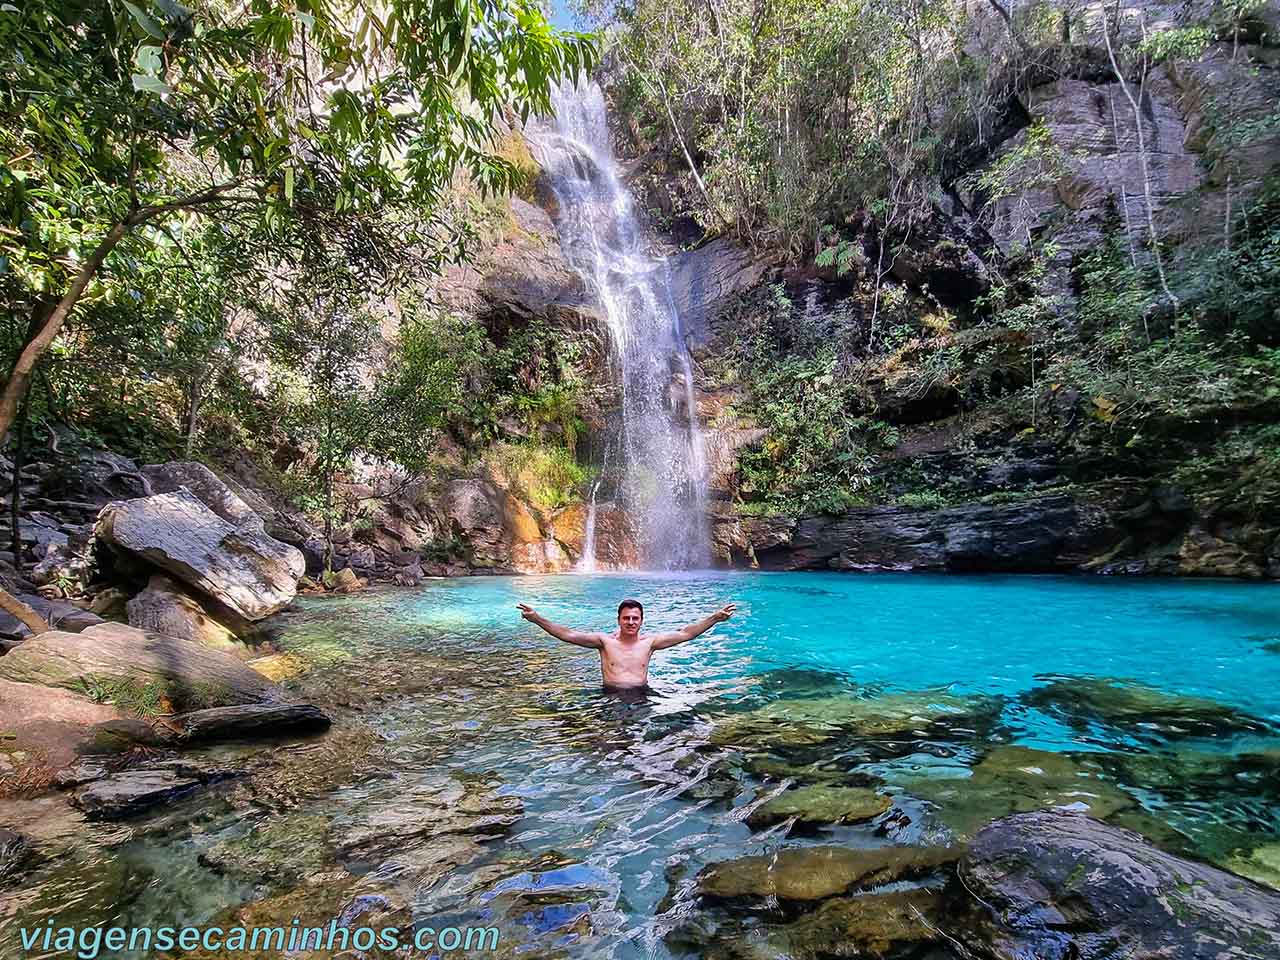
531, 82, 711, 570
580, 476, 600, 574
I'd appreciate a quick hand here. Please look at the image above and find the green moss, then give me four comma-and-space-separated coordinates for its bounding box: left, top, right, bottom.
72, 675, 239, 717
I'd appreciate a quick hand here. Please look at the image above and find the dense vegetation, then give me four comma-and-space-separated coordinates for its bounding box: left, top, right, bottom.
1, 0, 595, 557
593, 0, 1280, 517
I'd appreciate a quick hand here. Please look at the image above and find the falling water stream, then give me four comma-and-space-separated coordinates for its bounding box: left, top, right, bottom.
531, 82, 711, 570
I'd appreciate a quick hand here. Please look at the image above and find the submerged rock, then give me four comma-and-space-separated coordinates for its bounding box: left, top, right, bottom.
710, 690, 1001, 751
96, 489, 304, 620
198, 813, 333, 888
952, 811, 1280, 960
696, 845, 959, 903
335, 776, 523, 867
904, 746, 1133, 840
73, 764, 239, 820
1023, 676, 1275, 741
775, 888, 944, 959
747, 785, 892, 827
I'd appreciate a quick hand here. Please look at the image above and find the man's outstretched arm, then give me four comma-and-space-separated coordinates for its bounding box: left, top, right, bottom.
651, 603, 737, 650
517, 604, 603, 649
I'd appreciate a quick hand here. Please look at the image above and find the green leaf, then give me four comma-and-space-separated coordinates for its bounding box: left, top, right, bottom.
122, 0, 166, 39
134, 44, 163, 74
131, 73, 172, 95
284, 165, 294, 203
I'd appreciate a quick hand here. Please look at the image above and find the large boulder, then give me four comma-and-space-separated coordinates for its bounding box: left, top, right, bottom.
953, 811, 1280, 960
96, 489, 304, 620
126, 574, 263, 652
140, 461, 266, 533
0, 622, 280, 709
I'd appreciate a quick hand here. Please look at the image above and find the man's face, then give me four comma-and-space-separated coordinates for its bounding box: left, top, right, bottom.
618, 607, 643, 637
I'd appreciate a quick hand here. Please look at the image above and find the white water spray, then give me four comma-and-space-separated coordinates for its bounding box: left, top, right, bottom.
532, 82, 711, 570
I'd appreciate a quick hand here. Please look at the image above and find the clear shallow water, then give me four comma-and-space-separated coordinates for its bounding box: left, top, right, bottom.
5, 573, 1280, 958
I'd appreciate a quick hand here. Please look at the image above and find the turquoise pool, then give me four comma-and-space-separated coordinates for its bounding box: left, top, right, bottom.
4, 572, 1279, 958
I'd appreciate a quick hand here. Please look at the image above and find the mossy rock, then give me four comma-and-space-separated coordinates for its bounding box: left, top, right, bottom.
0, 625, 278, 709
199, 813, 333, 888
1022, 677, 1274, 741
709, 689, 1001, 750
773, 888, 944, 959
747, 785, 892, 827
904, 745, 1134, 839
1223, 844, 1280, 892
696, 844, 959, 903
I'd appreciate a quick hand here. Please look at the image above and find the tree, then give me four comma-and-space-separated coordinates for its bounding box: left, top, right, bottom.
0, 0, 597, 444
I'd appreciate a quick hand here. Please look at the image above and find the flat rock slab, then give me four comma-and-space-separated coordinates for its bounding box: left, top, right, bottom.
177, 703, 331, 742
955, 811, 1280, 960
0, 623, 279, 709
72, 765, 238, 820
97, 489, 303, 620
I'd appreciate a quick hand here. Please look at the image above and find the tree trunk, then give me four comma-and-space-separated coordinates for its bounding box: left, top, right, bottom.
0, 181, 242, 445
0, 222, 129, 444
9, 396, 28, 577
0, 587, 50, 635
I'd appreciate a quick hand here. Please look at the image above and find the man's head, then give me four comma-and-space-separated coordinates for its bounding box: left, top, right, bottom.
617, 599, 643, 638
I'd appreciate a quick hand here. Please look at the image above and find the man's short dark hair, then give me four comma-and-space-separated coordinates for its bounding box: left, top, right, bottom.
618, 599, 644, 619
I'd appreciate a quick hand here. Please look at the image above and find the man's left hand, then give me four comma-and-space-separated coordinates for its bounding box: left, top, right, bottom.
713, 603, 737, 623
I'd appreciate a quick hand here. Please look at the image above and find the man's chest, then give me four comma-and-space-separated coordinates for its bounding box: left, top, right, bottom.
600, 637, 652, 666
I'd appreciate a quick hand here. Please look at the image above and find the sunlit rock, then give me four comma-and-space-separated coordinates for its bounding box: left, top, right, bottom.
0, 622, 280, 709
1224, 844, 1280, 892
97, 489, 304, 620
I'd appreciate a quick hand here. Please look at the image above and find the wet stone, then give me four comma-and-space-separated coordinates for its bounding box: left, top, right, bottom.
696, 845, 960, 903
72, 764, 240, 820
334, 775, 523, 866
52, 759, 110, 788
0, 828, 32, 885
198, 813, 333, 889
903, 745, 1134, 840
710, 690, 1003, 752
1022, 676, 1275, 742
953, 811, 1280, 960
772, 888, 944, 959
747, 784, 893, 827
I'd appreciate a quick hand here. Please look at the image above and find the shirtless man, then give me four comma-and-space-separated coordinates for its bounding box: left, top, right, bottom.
517, 599, 737, 688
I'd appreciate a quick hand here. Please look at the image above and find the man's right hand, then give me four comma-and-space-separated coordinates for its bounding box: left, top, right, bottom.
517, 603, 538, 622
